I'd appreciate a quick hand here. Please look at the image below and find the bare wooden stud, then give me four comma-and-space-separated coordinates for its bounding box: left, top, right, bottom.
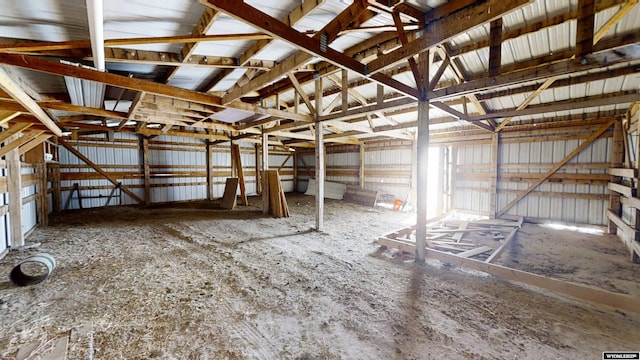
7, 138, 24, 247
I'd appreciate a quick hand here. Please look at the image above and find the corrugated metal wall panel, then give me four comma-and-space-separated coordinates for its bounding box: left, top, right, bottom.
497, 137, 610, 225
21, 166, 38, 234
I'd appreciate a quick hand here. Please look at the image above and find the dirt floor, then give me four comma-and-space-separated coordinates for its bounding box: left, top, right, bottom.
1, 193, 640, 359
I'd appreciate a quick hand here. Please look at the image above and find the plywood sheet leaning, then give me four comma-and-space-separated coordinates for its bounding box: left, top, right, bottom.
304, 178, 347, 200
220, 177, 239, 210
266, 170, 289, 217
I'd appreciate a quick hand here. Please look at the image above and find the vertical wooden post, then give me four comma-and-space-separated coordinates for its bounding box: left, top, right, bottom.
51, 163, 61, 213
450, 146, 458, 213
141, 135, 151, 206
436, 146, 445, 216
633, 110, 640, 262
341, 69, 349, 113
262, 133, 269, 214
576, 0, 595, 58
293, 151, 298, 192
416, 100, 429, 262
254, 144, 261, 194
207, 142, 214, 200
408, 134, 418, 211
488, 18, 503, 77
315, 75, 325, 231
7, 140, 24, 248
489, 133, 500, 218
415, 48, 431, 262
359, 144, 365, 190
608, 119, 624, 234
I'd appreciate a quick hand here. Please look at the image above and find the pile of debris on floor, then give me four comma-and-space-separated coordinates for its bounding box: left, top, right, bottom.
377, 214, 524, 263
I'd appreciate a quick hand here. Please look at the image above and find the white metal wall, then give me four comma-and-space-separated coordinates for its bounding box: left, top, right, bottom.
21, 166, 38, 234
59, 133, 143, 209
455, 137, 610, 225
296, 145, 413, 200
150, 135, 207, 203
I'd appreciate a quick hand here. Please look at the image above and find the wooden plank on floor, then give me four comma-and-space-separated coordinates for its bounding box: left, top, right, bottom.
377, 237, 640, 316
452, 221, 468, 242
220, 177, 239, 210
485, 227, 519, 263
457, 246, 493, 258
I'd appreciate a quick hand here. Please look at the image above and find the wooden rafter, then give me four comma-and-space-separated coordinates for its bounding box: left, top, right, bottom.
99, 47, 273, 70
19, 133, 51, 156
0, 130, 45, 158
366, 0, 531, 74
471, 91, 640, 122
199, 0, 324, 92
287, 73, 314, 113
0, 53, 309, 122
0, 67, 62, 136
164, 8, 221, 83
0, 33, 273, 53
428, 44, 640, 102
202, 0, 420, 101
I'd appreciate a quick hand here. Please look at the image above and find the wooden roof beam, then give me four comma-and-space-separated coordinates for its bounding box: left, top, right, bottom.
0, 33, 273, 53
428, 42, 640, 102
99, 47, 273, 70
0, 53, 309, 122
197, 0, 324, 92
214, 0, 377, 102
202, 0, 420, 101
471, 91, 640, 122
164, 7, 221, 83
367, 0, 532, 74
0, 67, 62, 136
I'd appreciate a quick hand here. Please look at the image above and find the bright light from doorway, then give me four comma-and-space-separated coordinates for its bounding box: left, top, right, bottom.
540, 222, 604, 235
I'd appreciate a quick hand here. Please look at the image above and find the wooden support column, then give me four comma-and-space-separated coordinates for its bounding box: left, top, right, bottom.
315, 75, 324, 231
416, 100, 429, 262
409, 134, 418, 211
207, 142, 215, 200
436, 145, 445, 216
262, 133, 269, 214
449, 146, 458, 213
359, 144, 365, 190
6, 139, 24, 248
489, 133, 500, 218
489, 18, 503, 76
141, 136, 151, 206
576, 0, 595, 58
254, 144, 261, 194
51, 163, 61, 213
341, 69, 349, 113
415, 49, 430, 262
608, 119, 624, 234
293, 151, 298, 192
